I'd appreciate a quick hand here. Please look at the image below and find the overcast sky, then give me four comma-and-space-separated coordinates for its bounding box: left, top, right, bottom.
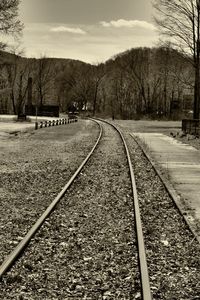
16, 0, 158, 63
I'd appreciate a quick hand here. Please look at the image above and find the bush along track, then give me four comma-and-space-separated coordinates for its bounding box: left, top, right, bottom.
126, 133, 200, 300
0, 123, 141, 299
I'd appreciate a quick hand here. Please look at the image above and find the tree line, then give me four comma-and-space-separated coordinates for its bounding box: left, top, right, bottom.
0, 45, 194, 119
56, 46, 193, 119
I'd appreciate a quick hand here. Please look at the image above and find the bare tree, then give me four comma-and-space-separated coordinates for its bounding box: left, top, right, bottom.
118, 48, 151, 115
0, 0, 23, 49
34, 56, 55, 106
55, 62, 88, 111
100, 46, 189, 119
153, 0, 200, 118
4, 55, 33, 115
90, 64, 106, 115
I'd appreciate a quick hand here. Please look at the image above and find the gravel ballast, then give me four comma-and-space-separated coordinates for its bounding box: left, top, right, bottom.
0, 122, 140, 299
0, 120, 99, 266
1, 119, 199, 299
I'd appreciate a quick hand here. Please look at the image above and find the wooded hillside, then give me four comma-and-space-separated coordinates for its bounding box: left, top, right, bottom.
0, 46, 194, 119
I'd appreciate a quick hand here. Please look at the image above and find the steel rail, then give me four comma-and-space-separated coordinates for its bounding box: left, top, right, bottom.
95, 119, 152, 300
0, 119, 102, 278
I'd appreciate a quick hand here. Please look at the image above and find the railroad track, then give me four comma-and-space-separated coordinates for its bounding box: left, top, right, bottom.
1, 119, 152, 299
96, 119, 152, 299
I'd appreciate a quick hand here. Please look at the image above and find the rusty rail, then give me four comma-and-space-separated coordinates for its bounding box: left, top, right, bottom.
94, 118, 152, 300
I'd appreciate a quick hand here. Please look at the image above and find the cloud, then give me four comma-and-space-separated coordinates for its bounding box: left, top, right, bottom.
100, 19, 156, 31
21, 21, 158, 63
50, 26, 86, 35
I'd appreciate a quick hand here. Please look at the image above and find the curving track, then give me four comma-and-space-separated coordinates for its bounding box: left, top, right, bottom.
96, 119, 152, 300
0, 118, 152, 299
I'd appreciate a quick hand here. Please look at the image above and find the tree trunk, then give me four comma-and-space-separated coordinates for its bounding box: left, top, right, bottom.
193, 3, 200, 119
193, 64, 200, 119
11, 91, 16, 115
92, 84, 98, 116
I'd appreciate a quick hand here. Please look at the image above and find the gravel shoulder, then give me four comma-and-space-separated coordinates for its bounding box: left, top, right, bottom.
0, 120, 99, 265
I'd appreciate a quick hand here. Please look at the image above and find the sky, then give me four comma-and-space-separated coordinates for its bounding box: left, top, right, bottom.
14, 0, 159, 63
